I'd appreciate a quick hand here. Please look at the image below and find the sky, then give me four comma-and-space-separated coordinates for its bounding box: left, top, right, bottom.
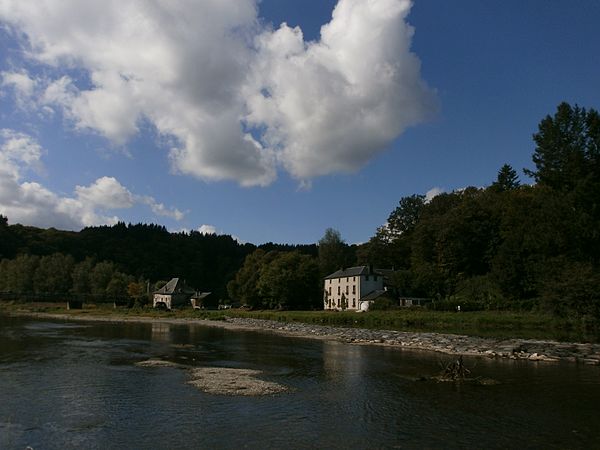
0, 0, 599, 245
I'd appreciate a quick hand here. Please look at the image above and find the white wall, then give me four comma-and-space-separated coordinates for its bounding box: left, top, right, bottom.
153, 294, 172, 309
324, 272, 383, 311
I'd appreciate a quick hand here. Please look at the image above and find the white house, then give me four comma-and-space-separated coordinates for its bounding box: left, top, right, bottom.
323, 265, 393, 311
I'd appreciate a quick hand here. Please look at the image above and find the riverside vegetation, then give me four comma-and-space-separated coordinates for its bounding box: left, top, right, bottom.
1, 302, 597, 344
3, 303, 600, 365
1, 102, 599, 332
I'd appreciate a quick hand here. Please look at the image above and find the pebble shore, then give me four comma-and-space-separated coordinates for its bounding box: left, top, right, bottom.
224, 317, 600, 365
5, 309, 600, 365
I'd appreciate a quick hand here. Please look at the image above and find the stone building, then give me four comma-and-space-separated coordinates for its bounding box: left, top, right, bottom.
323, 265, 393, 311
153, 278, 196, 310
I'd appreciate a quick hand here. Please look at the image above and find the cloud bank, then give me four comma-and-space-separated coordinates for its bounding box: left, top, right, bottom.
0, 0, 435, 186
0, 130, 183, 229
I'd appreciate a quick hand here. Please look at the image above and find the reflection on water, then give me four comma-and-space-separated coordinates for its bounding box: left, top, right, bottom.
1, 314, 600, 449
151, 322, 171, 342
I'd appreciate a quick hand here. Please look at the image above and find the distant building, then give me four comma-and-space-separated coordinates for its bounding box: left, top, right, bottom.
153, 278, 210, 310
323, 265, 394, 312
398, 297, 431, 307
190, 292, 212, 309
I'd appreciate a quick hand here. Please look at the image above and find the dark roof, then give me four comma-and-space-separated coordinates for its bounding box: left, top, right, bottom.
324, 266, 368, 279
360, 289, 393, 301
191, 292, 211, 300
154, 278, 195, 295
324, 266, 393, 280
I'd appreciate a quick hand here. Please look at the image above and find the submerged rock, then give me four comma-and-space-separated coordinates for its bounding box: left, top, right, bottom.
418, 375, 500, 386
136, 359, 288, 396
187, 367, 288, 396
135, 359, 182, 368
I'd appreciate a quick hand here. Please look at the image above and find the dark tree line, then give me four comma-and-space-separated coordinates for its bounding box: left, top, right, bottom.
357, 102, 600, 317
227, 249, 322, 310
0, 253, 144, 301
0, 221, 255, 303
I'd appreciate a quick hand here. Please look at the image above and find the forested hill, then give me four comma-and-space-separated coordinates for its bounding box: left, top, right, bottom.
0, 222, 232, 299
0, 219, 317, 301
356, 102, 600, 317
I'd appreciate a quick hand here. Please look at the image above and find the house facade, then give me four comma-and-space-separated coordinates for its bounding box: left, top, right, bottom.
153, 278, 196, 309
323, 265, 392, 311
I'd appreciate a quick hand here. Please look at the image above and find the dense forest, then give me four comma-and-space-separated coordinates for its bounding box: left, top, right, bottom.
0, 219, 317, 305
1, 102, 599, 317
356, 102, 600, 316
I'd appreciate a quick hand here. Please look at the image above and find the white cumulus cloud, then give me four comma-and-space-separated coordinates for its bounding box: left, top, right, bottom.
140, 196, 184, 221
75, 176, 134, 209
0, 0, 436, 186
425, 186, 444, 203
245, 0, 436, 179
0, 130, 184, 229
195, 224, 243, 242
197, 224, 218, 235
1, 71, 38, 108
0, 129, 44, 170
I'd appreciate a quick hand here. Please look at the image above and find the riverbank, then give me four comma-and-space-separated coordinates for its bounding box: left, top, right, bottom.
222, 317, 600, 365
2, 303, 600, 365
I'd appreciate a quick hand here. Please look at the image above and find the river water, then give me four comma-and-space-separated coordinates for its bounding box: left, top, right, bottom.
1, 315, 599, 449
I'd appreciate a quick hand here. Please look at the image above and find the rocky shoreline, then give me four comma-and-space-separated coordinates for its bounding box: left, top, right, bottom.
223, 317, 600, 365
4, 310, 600, 365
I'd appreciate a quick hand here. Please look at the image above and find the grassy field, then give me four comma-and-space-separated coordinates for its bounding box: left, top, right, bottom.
218, 309, 599, 342
1, 301, 598, 342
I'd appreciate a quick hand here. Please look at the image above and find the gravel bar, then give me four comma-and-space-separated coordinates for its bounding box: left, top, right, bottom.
223, 317, 600, 365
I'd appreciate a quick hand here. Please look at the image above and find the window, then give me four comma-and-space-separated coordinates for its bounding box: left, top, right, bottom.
353, 277, 355, 281
346, 285, 349, 294
352, 299, 356, 308
328, 287, 331, 295
352, 285, 356, 294
338, 286, 340, 295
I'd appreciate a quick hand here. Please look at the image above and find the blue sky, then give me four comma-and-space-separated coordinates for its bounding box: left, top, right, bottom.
0, 0, 599, 244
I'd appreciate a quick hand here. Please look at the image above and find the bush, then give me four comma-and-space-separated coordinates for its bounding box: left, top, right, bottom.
427, 298, 486, 312
453, 276, 505, 309
538, 258, 600, 318
369, 297, 398, 311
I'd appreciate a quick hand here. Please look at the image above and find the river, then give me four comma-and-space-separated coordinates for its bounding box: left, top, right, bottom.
1, 314, 599, 449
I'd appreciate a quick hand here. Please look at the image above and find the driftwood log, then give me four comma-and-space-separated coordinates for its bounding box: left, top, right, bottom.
440, 355, 471, 380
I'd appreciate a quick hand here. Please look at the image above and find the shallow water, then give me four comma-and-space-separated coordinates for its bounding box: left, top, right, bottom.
1, 315, 599, 449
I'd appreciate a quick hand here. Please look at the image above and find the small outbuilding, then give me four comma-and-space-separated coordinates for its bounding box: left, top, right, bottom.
190, 292, 212, 309
357, 289, 397, 312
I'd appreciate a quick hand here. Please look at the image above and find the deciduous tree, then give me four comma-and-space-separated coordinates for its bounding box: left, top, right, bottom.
318, 228, 351, 276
